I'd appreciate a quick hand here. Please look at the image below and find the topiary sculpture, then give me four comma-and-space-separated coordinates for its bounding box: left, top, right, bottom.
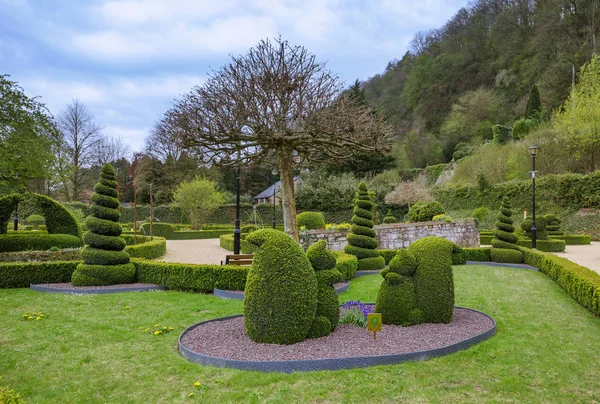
72, 164, 135, 286
296, 212, 326, 230
521, 216, 548, 240
545, 214, 563, 236
491, 197, 520, 251
383, 210, 397, 224
344, 183, 385, 271
306, 240, 342, 338
26, 214, 44, 230
244, 229, 317, 344
408, 236, 456, 324
375, 249, 423, 326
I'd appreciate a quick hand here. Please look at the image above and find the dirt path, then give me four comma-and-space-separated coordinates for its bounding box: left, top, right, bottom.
158, 239, 230, 265
552, 241, 600, 275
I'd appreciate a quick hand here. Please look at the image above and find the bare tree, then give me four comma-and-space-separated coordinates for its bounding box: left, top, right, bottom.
167, 37, 391, 241
57, 99, 103, 201
93, 135, 132, 166
144, 119, 183, 162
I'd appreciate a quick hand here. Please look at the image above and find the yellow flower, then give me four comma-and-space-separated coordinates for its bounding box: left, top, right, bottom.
154, 324, 159, 327
22, 314, 28, 318
188, 392, 194, 397
27, 316, 33, 320
169, 328, 174, 331
126, 306, 130, 309
154, 330, 161, 335
39, 314, 44, 317
144, 328, 150, 332
163, 326, 167, 329
194, 382, 201, 387
35, 317, 41, 321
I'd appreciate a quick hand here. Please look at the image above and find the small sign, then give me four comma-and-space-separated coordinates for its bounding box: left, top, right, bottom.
367, 313, 382, 340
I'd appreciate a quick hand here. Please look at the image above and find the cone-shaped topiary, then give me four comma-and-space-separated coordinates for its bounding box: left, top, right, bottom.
72, 164, 135, 286
344, 182, 385, 271
383, 210, 397, 224
375, 249, 423, 326
244, 229, 317, 344
491, 197, 520, 251
306, 241, 342, 338
545, 214, 563, 235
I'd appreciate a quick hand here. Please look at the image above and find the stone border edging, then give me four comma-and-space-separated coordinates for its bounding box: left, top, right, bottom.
213, 281, 350, 300
178, 306, 496, 373
466, 261, 538, 271
354, 270, 381, 278
29, 284, 165, 294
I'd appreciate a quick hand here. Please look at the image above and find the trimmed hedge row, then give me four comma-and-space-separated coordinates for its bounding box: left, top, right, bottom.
490, 248, 524, 263
463, 247, 492, 262
0, 261, 78, 288
219, 234, 258, 254
378, 249, 397, 265
523, 249, 600, 316
134, 259, 248, 292
0, 233, 83, 252
124, 237, 167, 260
332, 251, 358, 280
549, 235, 592, 245
516, 238, 566, 252
0, 249, 80, 263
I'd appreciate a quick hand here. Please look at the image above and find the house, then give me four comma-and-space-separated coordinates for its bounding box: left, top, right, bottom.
253, 177, 301, 204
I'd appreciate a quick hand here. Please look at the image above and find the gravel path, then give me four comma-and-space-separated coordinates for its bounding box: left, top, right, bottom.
552, 241, 600, 275
159, 239, 230, 265
180, 307, 494, 361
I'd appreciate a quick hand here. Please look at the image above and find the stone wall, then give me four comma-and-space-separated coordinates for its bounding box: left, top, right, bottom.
299, 219, 479, 251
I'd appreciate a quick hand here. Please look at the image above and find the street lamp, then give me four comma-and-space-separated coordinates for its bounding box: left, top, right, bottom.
233, 151, 242, 255
271, 169, 278, 229
528, 145, 540, 250
13, 205, 18, 231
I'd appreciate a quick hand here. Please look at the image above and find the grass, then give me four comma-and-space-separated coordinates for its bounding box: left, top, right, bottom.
2, 265, 600, 403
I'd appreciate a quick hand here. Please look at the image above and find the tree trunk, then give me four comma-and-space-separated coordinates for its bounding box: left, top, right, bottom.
278, 148, 299, 242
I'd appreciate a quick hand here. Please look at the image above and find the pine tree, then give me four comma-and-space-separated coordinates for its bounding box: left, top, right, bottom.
525, 85, 541, 118
344, 182, 385, 271
72, 164, 135, 286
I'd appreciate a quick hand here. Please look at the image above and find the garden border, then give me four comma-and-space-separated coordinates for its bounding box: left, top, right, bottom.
465, 261, 538, 271
29, 283, 165, 294
213, 281, 350, 300
178, 306, 496, 373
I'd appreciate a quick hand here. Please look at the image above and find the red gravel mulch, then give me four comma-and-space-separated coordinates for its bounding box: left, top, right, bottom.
180, 307, 494, 361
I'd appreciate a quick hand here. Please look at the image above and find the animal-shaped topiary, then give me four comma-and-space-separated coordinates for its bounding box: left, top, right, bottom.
491, 197, 520, 250
545, 214, 563, 235
244, 229, 317, 344
344, 182, 385, 271
375, 249, 423, 326
408, 236, 456, 324
383, 210, 397, 224
305, 241, 342, 338
72, 164, 135, 286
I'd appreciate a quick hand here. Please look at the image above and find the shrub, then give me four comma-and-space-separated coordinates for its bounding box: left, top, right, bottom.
297, 212, 326, 230
134, 259, 248, 292
472, 207, 490, 222
408, 237, 456, 324
425, 164, 446, 185
407, 201, 445, 222
549, 234, 591, 245
382, 210, 397, 224
521, 216, 548, 240
124, 237, 167, 260
344, 183, 385, 271
339, 300, 373, 327
0, 377, 24, 404
545, 214, 563, 235
378, 249, 397, 265
26, 214, 45, 229
0, 194, 21, 235
171, 177, 228, 229
140, 222, 174, 239
244, 229, 317, 344
219, 234, 258, 254
332, 252, 358, 280
492, 197, 520, 250
306, 241, 336, 271
516, 238, 566, 252
384, 175, 433, 206
490, 248, 523, 263
432, 214, 452, 223
452, 246, 466, 265
512, 118, 537, 139
0, 233, 83, 252
0, 249, 80, 263
0, 261, 78, 288
72, 164, 135, 286
464, 247, 492, 261
492, 124, 511, 144
241, 225, 258, 233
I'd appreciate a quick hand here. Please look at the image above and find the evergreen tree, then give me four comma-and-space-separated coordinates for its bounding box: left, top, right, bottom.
525, 85, 542, 118
72, 164, 135, 286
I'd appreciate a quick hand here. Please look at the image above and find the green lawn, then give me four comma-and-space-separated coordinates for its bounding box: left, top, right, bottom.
1, 265, 600, 403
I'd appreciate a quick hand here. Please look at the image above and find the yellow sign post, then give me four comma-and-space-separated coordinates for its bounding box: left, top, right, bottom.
367, 313, 382, 340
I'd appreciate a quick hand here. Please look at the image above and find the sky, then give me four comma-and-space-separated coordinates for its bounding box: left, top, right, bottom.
0, 0, 467, 153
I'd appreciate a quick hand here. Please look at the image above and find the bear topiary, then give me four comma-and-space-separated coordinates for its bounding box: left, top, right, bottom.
375, 249, 423, 326
408, 236, 456, 324
491, 197, 520, 251
305, 241, 342, 338
344, 183, 385, 271
297, 212, 326, 230
521, 216, 548, 240
383, 210, 397, 224
244, 229, 317, 344
545, 214, 563, 236
72, 164, 135, 286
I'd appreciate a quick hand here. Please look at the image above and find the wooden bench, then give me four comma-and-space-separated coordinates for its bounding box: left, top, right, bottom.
223, 254, 254, 266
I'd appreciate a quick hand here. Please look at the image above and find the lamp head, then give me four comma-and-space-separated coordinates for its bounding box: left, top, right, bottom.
528, 145, 539, 157
271, 168, 278, 176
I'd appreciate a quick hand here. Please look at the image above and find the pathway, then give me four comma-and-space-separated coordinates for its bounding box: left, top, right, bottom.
158, 239, 230, 265
551, 241, 600, 275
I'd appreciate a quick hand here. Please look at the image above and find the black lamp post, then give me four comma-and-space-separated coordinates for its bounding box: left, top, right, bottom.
13, 205, 18, 231
233, 152, 241, 255
271, 168, 278, 229
528, 145, 540, 250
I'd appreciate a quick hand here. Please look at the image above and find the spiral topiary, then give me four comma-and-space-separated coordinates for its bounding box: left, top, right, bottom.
306, 241, 342, 338
545, 214, 563, 236
383, 210, 397, 224
344, 182, 385, 271
491, 197, 520, 251
72, 164, 135, 286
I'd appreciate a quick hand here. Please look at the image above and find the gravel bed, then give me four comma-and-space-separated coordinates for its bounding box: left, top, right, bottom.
180, 307, 493, 361
33, 283, 161, 290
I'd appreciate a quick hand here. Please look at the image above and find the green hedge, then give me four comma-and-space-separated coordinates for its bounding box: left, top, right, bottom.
124, 237, 167, 260
490, 248, 524, 263
464, 247, 492, 262
480, 234, 493, 245
297, 212, 326, 230
219, 234, 258, 254
134, 259, 248, 292
0, 233, 83, 252
169, 229, 232, 240
332, 251, 358, 280
378, 249, 397, 265
516, 238, 566, 252
0, 249, 81, 263
140, 222, 173, 238
523, 249, 600, 316
0, 261, 78, 288
549, 235, 592, 245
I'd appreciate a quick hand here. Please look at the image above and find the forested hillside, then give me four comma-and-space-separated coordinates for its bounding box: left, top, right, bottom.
363, 0, 599, 168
